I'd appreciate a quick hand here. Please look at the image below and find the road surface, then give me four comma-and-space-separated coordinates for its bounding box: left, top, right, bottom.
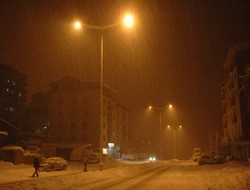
0, 160, 249, 190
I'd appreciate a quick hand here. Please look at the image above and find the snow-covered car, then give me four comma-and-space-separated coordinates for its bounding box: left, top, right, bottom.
192, 148, 201, 162
198, 155, 223, 165
192, 153, 201, 162
214, 155, 224, 163
40, 157, 67, 172
87, 152, 100, 164
25, 146, 41, 154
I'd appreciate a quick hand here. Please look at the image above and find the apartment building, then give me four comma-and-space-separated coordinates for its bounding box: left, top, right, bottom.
46, 76, 129, 159
221, 43, 250, 161
0, 64, 27, 145
116, 103, 129, 155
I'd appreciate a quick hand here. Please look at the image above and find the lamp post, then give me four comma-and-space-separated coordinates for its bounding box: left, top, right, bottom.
73, 14, 134, 171
167, 125, 182, 159
149, 104, 173, 160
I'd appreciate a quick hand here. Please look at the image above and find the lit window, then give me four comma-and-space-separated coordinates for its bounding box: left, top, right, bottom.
9, 107, 15, 112
18, 92, 22, 97
6, 88, 9, 92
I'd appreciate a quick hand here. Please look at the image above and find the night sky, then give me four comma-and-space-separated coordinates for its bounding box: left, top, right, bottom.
1, 0, 250, 158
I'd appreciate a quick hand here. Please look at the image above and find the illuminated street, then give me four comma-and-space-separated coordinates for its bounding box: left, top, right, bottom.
0, 160, 250, 190
1, 1, 250, 189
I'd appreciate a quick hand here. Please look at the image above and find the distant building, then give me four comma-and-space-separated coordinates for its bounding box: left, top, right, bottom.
221, 43, 250, 161
116, 103, 129, 155
21, 92, 49, 137
0, 119, 18, 146
47, 76, 129, 159
0, 64, 27, 144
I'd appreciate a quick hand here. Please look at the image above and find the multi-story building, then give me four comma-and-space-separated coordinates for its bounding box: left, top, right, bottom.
0, 64, 27, 145
46, 76, 129, 160
116, 103, 129, 155
221, 43, 250, 161
22, 92, 49, 137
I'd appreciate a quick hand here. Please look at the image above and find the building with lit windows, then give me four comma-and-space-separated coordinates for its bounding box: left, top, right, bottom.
0, 64, 27, 145
221, 43, 250, 161
46, 76, 129, 159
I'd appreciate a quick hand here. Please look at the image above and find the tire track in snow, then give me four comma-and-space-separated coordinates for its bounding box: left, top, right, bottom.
87, 161, 179, 190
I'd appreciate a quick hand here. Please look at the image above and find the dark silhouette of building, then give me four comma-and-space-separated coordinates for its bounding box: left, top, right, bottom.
0, 64, 27, 145
22, 92, 49, 137
0, 119, 19, 146
221, 43, 250, 161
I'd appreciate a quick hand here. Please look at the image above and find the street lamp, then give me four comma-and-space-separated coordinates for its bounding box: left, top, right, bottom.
148, 104, 173, 160
123, 14, 135, 28
73, 13, 134, 171
74, 21, 81, 29
167, 125, 182, 159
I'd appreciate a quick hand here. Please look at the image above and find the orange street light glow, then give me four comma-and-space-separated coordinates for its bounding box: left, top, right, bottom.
74, 21, 82, 29
123, 14, 134, 28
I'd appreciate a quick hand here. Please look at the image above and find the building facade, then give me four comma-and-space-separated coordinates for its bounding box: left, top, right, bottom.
48, 76, 129, 158
22, 92, 49, 137
221, 43, 250, 161
0, 64, 27, 145
116, 103, 129, 155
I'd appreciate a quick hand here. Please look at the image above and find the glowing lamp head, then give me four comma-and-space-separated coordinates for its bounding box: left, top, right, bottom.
74, 21, 82, 29
123, 14, 134, 28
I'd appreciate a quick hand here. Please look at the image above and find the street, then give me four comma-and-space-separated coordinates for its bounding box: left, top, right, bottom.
0, 160, 250, 190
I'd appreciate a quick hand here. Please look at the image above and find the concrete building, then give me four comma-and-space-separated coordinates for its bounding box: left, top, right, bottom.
47, 76, 129, 159
116, 103, 129, 155
22, 92, 49, 137
0, 64, 27, 145
221, 43, 250, 161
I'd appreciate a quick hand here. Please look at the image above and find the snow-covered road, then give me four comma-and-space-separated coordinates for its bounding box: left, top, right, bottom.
0, 160, 250, 190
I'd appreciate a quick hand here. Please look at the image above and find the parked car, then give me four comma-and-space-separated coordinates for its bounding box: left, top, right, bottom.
192, 153, 201, 162
214, 155, 224, 163
192, 148, 201, 162
25, 146, 41, 155
198, 155, 223, 165
121, 154, 137, 161
40, 157, 67, 172
87, 152, 100, 164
